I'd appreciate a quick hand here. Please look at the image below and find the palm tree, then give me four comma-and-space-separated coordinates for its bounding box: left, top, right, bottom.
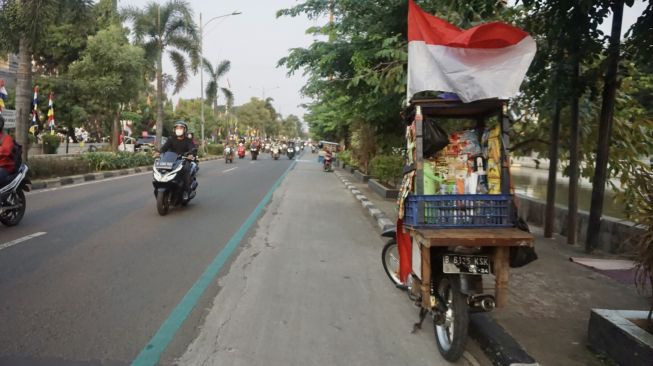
203, 58, 233, 115
125, 0, 199, 148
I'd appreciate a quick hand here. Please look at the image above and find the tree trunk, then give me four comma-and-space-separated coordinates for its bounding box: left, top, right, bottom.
586, 0, 624, 252
112, 108, 120, 152
156, 54, 164, 149
544, 97, 561, 238
567, 47, 581, 245
15, 35, 32, 163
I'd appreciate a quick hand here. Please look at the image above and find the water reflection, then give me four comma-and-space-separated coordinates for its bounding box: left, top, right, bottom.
511, 167, 624, 220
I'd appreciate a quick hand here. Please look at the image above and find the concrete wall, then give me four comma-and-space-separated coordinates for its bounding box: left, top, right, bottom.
516, 195, 645, 254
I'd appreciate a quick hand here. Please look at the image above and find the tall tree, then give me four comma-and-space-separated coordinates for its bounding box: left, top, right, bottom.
68, 25, 147, 151
202, 58, 233, 116
0, 0, 93, 161
125, 0, 199, 148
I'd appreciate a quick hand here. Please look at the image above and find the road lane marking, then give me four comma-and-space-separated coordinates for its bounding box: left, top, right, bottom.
0, 232, 47, 252
132, 160, 297, 366
222, 167, 238, 173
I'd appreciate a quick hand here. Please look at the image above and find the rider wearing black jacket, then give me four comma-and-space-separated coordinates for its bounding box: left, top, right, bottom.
160, 121, 196, 196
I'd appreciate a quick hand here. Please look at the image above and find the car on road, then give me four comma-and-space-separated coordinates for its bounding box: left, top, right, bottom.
135, 136, 166, 152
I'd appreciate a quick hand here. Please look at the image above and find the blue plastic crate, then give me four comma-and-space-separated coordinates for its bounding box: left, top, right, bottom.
404, 194, 514, 228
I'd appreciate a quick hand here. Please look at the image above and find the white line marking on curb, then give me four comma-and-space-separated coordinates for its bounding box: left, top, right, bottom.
223, 167, 238, 173
0, 232, 47, 252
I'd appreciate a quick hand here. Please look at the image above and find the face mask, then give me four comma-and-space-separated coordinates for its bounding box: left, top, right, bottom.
175, 129, 184, 137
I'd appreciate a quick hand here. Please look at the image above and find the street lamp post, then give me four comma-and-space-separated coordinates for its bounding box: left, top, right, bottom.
200, 11, 241, 150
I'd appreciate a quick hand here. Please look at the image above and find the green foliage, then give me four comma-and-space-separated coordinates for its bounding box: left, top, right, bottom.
80, 151, 154, 171
206, 143, 224, 156
235, 98, 274, 135
370, 154, 403, 187
41, 134, 61, 154
337, 150, 353, 166
28, 157, 90, 179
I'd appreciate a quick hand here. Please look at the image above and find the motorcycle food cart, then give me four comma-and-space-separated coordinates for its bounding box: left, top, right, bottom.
385, 97, 535, 362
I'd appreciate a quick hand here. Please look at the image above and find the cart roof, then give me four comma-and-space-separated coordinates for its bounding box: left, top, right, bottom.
405, 98, 506, 121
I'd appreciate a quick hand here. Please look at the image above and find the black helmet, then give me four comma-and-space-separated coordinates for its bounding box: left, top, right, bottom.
174, 120, 188, 131
0, 115, 4, 131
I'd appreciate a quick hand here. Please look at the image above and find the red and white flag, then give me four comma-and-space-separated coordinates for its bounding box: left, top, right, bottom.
407, 0, 536, 102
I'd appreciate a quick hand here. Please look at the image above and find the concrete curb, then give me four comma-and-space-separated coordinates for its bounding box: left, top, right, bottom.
30, 155, 221, 191
334, 168, 539, 366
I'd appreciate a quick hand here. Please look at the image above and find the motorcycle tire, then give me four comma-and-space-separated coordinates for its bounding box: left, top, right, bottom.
0, 190, 26, 226
381, 238, 402, 287
433, 275, 469, 362
156, 191, 170, 216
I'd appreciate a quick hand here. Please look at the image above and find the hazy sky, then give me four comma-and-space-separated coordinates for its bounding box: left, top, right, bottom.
121, 0, 649, 122
123, 0, 321, 121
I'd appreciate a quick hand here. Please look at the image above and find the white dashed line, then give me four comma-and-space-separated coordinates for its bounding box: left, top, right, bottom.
0, 232, 47, 252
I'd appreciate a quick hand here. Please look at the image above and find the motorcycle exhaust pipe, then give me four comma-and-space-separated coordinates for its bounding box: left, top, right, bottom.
468, 295, 496, 312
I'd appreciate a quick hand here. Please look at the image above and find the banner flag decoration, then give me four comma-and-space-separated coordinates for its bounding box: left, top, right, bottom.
31, 85, 39, 125
0, 79, 7, 112
407, 0, 536, 102
47, 92, 55, 131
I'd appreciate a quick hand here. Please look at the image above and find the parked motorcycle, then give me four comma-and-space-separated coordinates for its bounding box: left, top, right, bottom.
287, 147, 295, 160
381, 228, 496, 361
224, 146, 234, 164
152, 152, 198, 216
0, 164, 31, 226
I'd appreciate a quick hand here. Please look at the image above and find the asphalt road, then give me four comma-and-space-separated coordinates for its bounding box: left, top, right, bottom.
0, 151, 295, 365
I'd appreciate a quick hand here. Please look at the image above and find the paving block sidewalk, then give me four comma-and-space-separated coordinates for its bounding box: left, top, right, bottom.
335, 167, 652, 366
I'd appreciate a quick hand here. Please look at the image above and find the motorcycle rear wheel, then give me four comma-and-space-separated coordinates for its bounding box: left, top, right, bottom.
381, 238, 402, 287
156, 191, 170, 216
0, 190, 26, 226
434, 275, 469, 362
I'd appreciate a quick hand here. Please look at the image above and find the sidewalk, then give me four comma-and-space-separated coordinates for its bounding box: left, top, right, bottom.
335, 167, 652, 366
177, 158, 490, 366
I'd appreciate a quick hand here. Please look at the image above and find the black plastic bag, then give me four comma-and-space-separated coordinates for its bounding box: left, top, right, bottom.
509, 217, 538, 268
423, 118, 449, 159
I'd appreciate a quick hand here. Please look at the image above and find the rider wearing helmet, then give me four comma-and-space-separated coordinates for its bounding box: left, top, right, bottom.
160, 120, 196, 195
0, 115, 16, 182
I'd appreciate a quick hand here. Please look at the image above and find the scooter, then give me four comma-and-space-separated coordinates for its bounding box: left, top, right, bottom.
381, 228, 496, 362
287, 147, 295, 160
323, 155, 333, 172
0, 164, 31, 226
271, 146, 280, 160
251, 146, 259, 160
152, 152, 198, 216
224, 146, 234, 164
237, 145, 246, 159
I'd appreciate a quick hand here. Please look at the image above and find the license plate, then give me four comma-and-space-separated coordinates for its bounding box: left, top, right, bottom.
443, 255, 491, 274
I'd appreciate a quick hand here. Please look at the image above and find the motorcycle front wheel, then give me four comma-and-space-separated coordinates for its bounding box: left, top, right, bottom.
434, 275, 469, 362
156, 191, 170, 216
0, 190, 26, 226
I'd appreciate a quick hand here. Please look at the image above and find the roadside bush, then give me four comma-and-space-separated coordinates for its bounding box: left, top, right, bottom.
338, 150, 353, 166
41, 134, 61, 154
370, 154, 403, 188
80, 152, 154, 171
206, 143, 224, 156
28, 157, 89, 179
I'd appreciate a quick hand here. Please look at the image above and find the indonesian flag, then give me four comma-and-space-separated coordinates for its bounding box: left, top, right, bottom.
407, 0, 536, 102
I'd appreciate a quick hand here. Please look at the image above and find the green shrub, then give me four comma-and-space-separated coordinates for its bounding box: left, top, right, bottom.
80, 152, 154, 171
338, 150, 353, 166
41, 134, 61, 154
206, 143, 224, 156
370, 154, 403, 188
28, 157, 89, 179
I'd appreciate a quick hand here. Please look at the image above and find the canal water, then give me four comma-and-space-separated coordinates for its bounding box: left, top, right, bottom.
510, 166, 625, 220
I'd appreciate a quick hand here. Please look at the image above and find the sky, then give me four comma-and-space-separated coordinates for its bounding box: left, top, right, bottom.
122, 0, 322, 122
120, 0, 649, 123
